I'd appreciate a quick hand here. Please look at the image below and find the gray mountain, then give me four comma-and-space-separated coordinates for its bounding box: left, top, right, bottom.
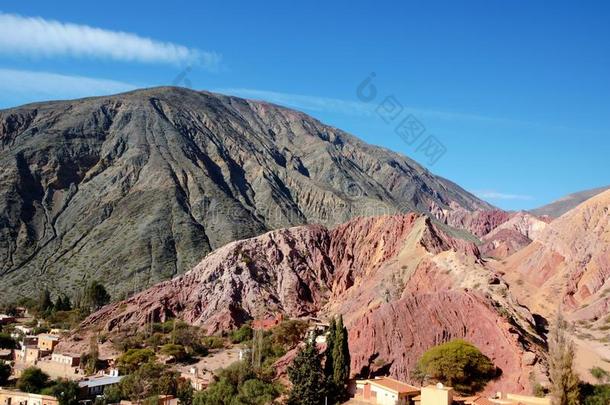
0, 87, 491, 302
529, 185, 610, 218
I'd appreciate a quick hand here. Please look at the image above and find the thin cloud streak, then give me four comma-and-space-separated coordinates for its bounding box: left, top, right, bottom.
216, 88, 374, 116
0, 13, 220, 68
0, 69, 136, 107
217, 87, 600, 134
476, 191, 534, 201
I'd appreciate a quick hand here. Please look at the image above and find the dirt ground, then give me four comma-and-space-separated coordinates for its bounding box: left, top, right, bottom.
12, 357, 85, 380
174, 346, 241, 380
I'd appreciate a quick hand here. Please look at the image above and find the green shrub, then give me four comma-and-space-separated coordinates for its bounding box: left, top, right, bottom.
230, 325, 253, 344
415, 339, 497, 394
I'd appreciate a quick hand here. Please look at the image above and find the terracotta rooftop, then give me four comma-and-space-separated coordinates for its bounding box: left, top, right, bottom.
366, 377, 420, 394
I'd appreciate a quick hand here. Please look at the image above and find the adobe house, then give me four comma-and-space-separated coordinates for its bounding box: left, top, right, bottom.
37, 334, 60, 352
355, 377, 421, 405
413, 384, 552, 405
0, 387, 59, 405
51, 352, 81, 367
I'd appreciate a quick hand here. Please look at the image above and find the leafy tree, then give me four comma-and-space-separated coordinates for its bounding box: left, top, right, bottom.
271, 320, 308, 349
230, 325, 253, 344
0, 333, 17, 349
17, 367, 50, 393
415, 339, 497, 394
193, 379, 236, 405
580, 383, 610, 405
119, 362, 180, 402
117, 348, 155, 374
0, 362, 11, 385
103, 383, 123, 404
176, 377, 194, 405
83, 281, 111, 313
54, 296, 72, 312
42, 379, 80, 405
287, 340, 326, 405
160, 344, 189, 362
39, 289, 53, 313
548, 310, 581, 405
233, 378, 280, 404
193, 360, 280, 405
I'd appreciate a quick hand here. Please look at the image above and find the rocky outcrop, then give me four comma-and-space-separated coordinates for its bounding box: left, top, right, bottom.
479, 212, 549, 258
0, 87, 492, 302
499, 190, 610, 317
348, 291, 538, 393
78, 213, 545, 393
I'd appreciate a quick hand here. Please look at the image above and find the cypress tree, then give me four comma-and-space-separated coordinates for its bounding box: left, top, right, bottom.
287, 339, 326, 405
39, 289, 53, 313
324, 317, 337, 379
548, 310, 580, 405
332, 315, 350, 399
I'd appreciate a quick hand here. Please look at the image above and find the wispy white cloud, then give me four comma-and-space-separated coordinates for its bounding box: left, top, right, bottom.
216, 87, 602, 135
0, 69, 136, 106
0, 13, 220, 68
476, 191, 534, 201
216, 88, 374, 116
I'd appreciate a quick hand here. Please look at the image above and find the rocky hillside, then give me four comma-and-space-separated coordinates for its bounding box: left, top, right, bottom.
77, 213, 545, 393
0, 87, 493, 302
499, 189, 610, 318
529, 185, 609, 218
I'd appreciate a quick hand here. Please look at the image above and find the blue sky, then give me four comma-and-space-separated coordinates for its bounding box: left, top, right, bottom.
0, 1, 608, 210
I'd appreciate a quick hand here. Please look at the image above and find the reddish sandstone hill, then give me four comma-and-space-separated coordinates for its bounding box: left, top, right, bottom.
479, 212, 549, 259
76, 213, 546, 393
498, 189, 610, 318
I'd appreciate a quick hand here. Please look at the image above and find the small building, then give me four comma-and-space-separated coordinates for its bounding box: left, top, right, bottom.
15, 346, 51, 364
355, 377, 421, 405
51, 352, 80, 367
37, 334, 60, 352
180, 367, 210, 391
413, 385, 552, 405
12, 325, 34, 337
415, 384, 453, 405
0, 315, 16, 326
0, 387, 59, 405
0, 349, 12, 361
78, 370, 123, 398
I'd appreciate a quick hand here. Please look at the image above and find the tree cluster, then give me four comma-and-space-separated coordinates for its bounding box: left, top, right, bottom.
287, 315, 351, 405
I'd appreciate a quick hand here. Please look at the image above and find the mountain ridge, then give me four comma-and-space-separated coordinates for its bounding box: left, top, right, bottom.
0, 86, 492, 302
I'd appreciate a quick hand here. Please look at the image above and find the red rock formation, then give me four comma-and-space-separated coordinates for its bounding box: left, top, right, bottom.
78, 213, 545, 394
348, 291, 535, 394
499, 190, 610, 316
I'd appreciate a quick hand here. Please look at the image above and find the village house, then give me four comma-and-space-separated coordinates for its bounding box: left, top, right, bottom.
353, 379, 552, 405
12, 325, 34, 337
0, 349, 12, 361
15, 346, 51, 365
37, 334, 60, 352
51, 352, 80, 367
78, 370, 123, 399
355, 377, 421, 405
0, 387, 59, 405
180, 367, 210, 391
412, 384, 552, 405
0, 315, 16, 326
